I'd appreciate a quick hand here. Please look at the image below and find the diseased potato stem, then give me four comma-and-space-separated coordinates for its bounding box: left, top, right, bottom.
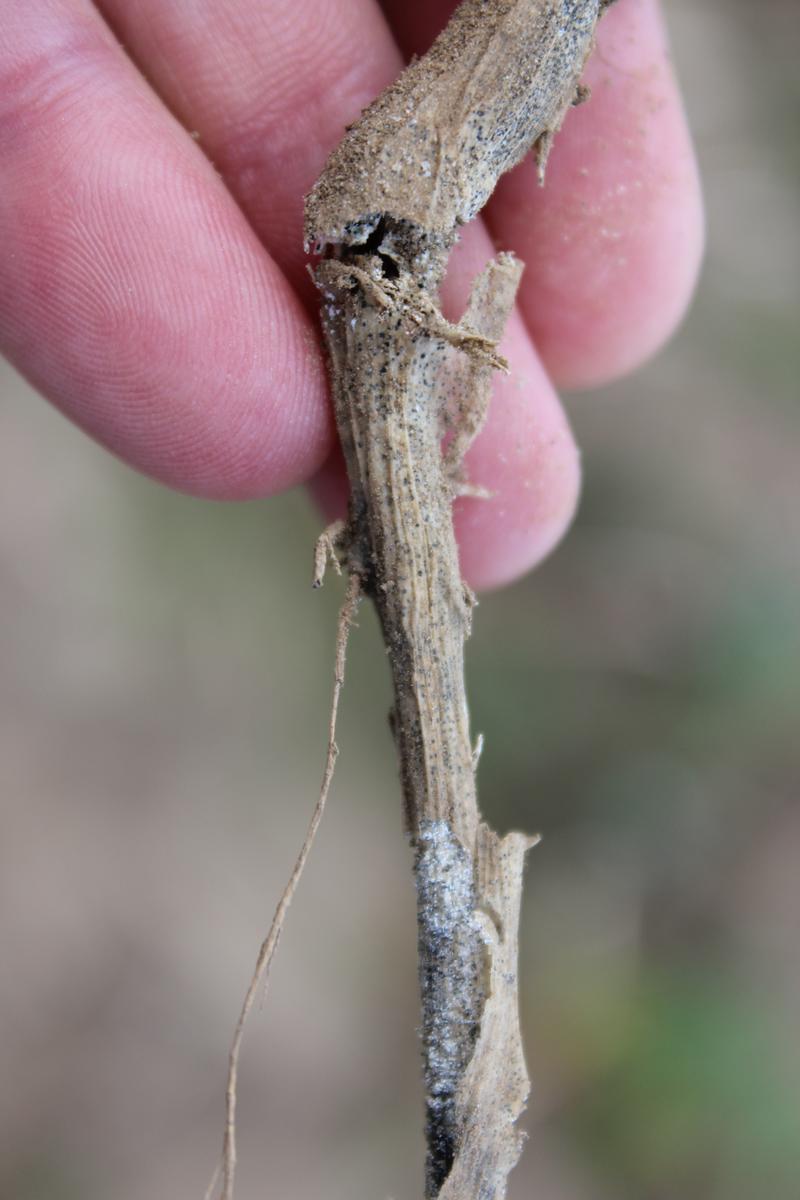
304, 3, 612, 1195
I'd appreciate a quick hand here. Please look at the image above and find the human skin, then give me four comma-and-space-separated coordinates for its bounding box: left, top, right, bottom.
0, 0, 703, 589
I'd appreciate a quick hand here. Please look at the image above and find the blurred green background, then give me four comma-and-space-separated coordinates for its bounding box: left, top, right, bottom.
1, 2, 798, 1198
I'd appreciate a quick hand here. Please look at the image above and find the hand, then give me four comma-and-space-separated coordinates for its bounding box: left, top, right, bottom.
0, 0, 702, 589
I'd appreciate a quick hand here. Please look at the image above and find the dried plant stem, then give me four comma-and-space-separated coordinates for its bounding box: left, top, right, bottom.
208, 573, 361, 1200
303, 3, 611, 1196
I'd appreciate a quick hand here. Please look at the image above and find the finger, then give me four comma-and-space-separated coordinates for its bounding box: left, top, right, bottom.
313, 218, 582, 592
93, 0, 403, 292
0, 1, 331, 499
381, 0, 705, 390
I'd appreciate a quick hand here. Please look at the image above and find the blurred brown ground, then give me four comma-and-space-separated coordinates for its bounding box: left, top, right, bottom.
1, 2, 798, 1198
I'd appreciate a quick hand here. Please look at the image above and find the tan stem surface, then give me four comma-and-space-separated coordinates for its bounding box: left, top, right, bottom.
306, 4, 611, 1194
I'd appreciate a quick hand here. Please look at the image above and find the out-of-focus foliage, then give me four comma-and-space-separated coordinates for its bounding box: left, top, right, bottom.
0, 3, 797, 1198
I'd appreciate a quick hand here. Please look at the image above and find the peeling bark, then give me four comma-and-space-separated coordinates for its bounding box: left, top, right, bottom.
304, 2, 612, 1196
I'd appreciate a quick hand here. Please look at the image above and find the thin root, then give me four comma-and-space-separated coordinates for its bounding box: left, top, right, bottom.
209, 572, 361, 1200
313, 519, 347, 588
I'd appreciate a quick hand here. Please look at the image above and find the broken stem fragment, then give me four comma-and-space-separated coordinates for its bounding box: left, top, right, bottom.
303, 3, 612, 1196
